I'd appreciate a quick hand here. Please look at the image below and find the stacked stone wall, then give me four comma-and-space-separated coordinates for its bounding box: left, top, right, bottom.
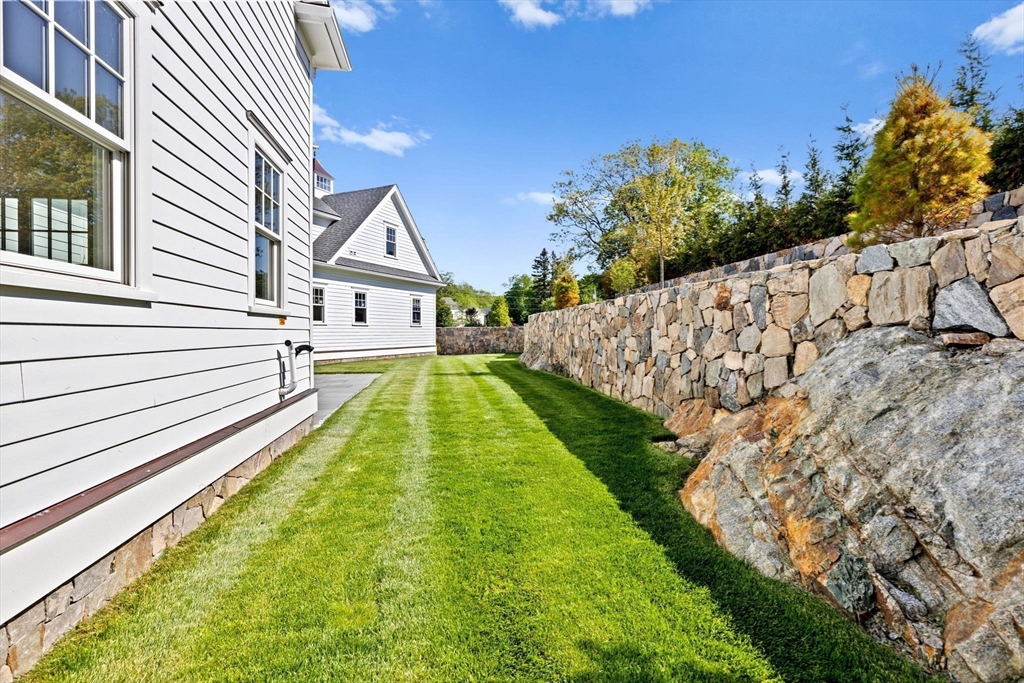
0, 417, 312, 681
436, 327, 524, 355
522, 212, 1024, 418
632, 187, 1024, 294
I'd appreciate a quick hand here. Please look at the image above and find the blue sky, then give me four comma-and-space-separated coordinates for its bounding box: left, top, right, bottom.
312, 0, 1024, 293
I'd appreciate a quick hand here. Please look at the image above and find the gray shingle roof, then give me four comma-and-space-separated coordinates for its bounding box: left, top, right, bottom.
312, 196, 340, 217
312, 185, 395, 262
332, 257, 443, 285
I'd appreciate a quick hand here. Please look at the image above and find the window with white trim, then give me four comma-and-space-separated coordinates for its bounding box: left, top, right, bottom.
1, 0, 130, 282
315, 174, 332, 193
411, 297, 421, 326
385, 225, 396, 257
354, 290, 367, 324
312, 286, 325, 323
252, 148, 282, 306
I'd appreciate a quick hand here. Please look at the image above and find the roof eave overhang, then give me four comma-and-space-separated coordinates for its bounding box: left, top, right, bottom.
315, 260, 444, 289
295, 3, 352, 72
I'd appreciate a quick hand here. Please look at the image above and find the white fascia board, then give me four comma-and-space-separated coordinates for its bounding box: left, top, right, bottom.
388, 187, 442, 281
295, 2, 352, 72
313, 208, 341, 221
314, 261, 444, 289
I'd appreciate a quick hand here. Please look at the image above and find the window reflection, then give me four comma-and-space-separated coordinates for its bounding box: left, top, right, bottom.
254, 233, 271, 301
3, 1, 48, 90
95, 65, 122, 136
0, 93, 111, 270
55, 0, 89, 45
94, 1, 122, 74
55, 33, 90, 116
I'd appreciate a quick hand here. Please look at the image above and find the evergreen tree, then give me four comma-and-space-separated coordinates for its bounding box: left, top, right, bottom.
531, 248, 553, 311
849, 67, 992, 246
552, 271, 581, 309
950, 35, 997, 132
984, 104, 1024, 192
485, 297, 512, 326
436, 300, 455, 327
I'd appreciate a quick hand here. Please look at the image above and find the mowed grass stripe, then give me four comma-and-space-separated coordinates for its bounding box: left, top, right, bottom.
419, 355, 780, 681
25, 365, 404, 682
486, 355, 930, 683
170, 358, 431, 681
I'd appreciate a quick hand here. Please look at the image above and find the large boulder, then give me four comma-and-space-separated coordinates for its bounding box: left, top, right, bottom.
678, 327, 1024, 680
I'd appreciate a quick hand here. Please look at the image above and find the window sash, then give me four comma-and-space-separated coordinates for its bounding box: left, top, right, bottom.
354, 291, 367, 324
412, 298, 421, 325
0, 88, 125, 282
385, 225, 396, 257
312, 286, 325, 323
2, 0, 130, 142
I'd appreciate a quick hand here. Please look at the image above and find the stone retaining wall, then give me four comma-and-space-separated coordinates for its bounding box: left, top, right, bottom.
632, 186, 1024, 294
522, 215, 1024, 418
436, 327, 524, 355
0, 417, 312, 681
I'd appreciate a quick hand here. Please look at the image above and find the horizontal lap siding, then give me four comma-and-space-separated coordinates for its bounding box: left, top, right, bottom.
0, 3, 315, 526
312, 270, 437, 355
343, 197, 432, 275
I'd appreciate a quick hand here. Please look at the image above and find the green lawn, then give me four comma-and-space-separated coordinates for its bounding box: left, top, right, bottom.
28, 355, 926, 682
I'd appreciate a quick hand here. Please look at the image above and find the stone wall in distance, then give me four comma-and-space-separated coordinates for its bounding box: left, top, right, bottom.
436, 327, 524, 355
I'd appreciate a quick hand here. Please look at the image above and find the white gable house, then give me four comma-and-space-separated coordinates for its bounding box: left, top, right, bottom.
0, 2, 349, 672
311, 176, 443, 361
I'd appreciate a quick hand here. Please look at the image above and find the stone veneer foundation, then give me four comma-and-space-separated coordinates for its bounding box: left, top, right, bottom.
0, 416, 313, 681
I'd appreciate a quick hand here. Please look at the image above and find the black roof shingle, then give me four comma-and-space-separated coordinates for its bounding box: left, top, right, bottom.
312, 185, 395, 262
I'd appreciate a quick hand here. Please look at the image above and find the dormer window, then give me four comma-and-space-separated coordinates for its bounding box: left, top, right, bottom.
385, 225, 396, 257
315, 174, 332, 193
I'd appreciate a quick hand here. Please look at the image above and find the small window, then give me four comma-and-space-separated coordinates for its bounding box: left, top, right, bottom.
253, 149, 282, 305
315, 174, 332, 193
412, 298, 421, 325
354, 291, 367, 324
312, 286, 325, 323
385, 225, 396, 257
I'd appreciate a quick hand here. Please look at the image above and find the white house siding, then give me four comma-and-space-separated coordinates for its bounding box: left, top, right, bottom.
312, 268, 438, 360
338, 195, 431, 275
0, 2, 318, 623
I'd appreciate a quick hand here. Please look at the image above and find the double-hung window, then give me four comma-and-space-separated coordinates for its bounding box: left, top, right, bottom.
312, 286, 325, 323
252, 147, 283, 307
354, 291, 367, 324
411, 297, 421, 326
1, 0, 131, 282
385, 225, 396, 257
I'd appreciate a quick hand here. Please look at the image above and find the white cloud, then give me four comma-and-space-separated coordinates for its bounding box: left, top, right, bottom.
503, 191, 559, 205
585, 0, 652, 17
973, 3, 1024, 55
741, 169, 804, 188
852, 118, 884, 138
859, 61, 884, 79
330, 0, 397, 34
499, 0, 563, 28
313, 104, 429, 157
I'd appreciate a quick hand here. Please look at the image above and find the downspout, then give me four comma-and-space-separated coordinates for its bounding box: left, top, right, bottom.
279, 340, 314, 399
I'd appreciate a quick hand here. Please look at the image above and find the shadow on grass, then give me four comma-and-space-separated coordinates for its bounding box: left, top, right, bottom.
487, 356, 930, 683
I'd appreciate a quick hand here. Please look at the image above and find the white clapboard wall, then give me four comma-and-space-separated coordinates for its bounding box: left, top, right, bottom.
0, 2, 318, 618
